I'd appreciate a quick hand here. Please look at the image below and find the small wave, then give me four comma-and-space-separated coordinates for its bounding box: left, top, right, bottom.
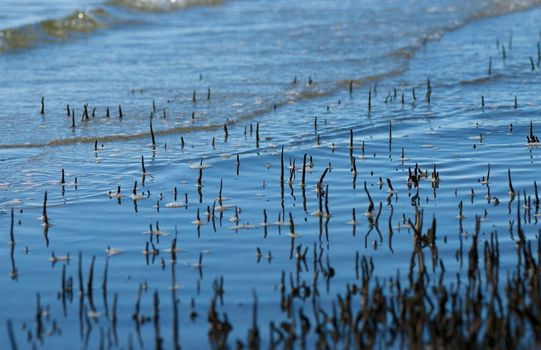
0, 64, 408, 150
108, 0, 222, 12
374, 0, 541, 93
0, 124, 220, 149
0, 0, 222, 53
0, 29, 35, 52
458, 76, 496, 86
473, 0, 541, 19
386, 0, 541, 65
0, 9, 109, 53
446, 0, 541, 39
41, 9, 106, 37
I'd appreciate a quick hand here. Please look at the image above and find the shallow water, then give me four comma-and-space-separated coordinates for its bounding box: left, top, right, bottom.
1, 0, 541, 349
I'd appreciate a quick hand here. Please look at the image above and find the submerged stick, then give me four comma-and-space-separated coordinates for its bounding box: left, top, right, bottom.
534, 181, 539, 208
325, 184, 330, 216
153, 291, 163, 350
83, 104, 89, 121
10, 208, 15, 245
364, 181, 374, 212
280, 146, 284, 184
150, 117, 156, 147
197, 166, 203, 188
78, 252, 84, 296
87, 256, 96, 296
386, 178, 394, 193
301, 153, 307, 187
425, 78, 432, 103
141, 155, 146, 174
132, 181, 138, 197
102, 257, 109, 312
527, 121, 540, 143
538, 42, 540, 66
7, 319, 17, 350
508, 169, 515, 195
42, 191, 49, 226
389, 121, 392, 149
256, 122, 260, 147
317, 167, 329, 193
